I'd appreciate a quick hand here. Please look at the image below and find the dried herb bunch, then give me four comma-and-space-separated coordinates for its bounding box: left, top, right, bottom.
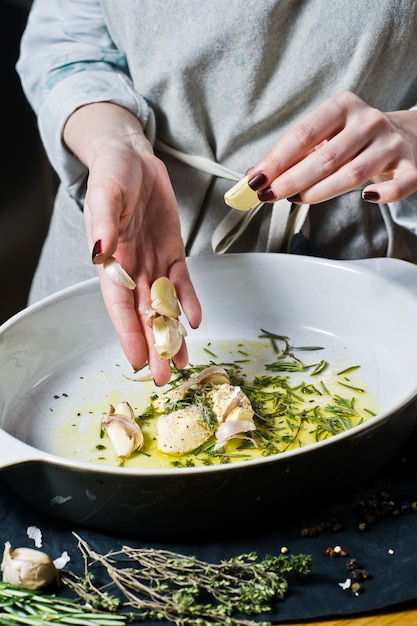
61, 534, 312, 626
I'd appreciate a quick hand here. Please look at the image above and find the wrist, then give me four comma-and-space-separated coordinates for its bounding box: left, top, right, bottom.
63, 102, 148, 167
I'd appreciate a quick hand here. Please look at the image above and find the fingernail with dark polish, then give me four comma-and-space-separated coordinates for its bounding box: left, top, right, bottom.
288, 194, 302, 203
258, 187, 276, 202
248, 172, 267, 191
362, 191, 380, 202
92, 239, 102, 261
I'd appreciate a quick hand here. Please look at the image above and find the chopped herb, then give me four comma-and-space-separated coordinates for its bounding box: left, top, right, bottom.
337, 365, 361, 376
203, 347, 218, 358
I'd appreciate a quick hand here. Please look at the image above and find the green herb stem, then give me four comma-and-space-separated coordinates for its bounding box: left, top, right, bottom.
0, 582, 127, 626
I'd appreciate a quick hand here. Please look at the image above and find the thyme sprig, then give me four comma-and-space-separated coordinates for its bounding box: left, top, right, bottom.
61, 534, 312, 626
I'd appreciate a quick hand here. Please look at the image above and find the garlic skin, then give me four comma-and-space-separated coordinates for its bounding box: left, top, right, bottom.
103, 256, 136, 290
1, 542, 57, 590
102, 402, 144, 459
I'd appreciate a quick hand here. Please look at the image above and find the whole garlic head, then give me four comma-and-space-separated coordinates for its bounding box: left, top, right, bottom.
1, 542, 57, 590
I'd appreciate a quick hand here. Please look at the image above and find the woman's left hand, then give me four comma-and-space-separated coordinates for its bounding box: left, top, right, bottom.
246, 91, 417, 205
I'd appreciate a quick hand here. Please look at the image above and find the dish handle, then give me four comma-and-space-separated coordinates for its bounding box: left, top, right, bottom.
0, 429, 45, 469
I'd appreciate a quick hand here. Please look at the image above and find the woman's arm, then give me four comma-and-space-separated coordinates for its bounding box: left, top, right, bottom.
16, 0, 154, 202
17, 1, 201, 384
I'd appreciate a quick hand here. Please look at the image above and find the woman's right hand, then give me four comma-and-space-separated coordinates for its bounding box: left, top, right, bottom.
63, 102, 202, 386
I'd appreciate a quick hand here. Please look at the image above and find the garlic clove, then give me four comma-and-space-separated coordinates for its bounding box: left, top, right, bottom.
214, 419, 257, 450
152, 315, 187, 360
225, 405, 255, 422
224, 175, 260, 211
103, 256, 136, 290
1, 542, 57, 590
207, 384, 254, 424
102, 413, 144, 458
150, 276, 181, 318
112, 401, 136, 422
196, 365, 231, 386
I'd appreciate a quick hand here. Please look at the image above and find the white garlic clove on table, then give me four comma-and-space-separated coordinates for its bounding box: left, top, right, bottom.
1, 542, 57, 590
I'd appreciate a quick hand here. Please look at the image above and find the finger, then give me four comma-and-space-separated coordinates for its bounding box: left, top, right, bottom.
169, 262, 202, 330
135, 269, 190, 386
144, 324, 174, 386
98, 267, 148, 369
254, 95, 350, 179
84, 183, 121, 262
262, 128, 368, 202
171, 339, 189, 371
99, 269, 173, 385
288, 140, 395, 204
363, 167, 417, 203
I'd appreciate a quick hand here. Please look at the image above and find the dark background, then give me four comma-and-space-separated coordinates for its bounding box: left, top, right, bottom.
1, 0, 56, 324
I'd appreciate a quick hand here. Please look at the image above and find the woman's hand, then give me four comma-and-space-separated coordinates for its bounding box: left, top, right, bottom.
63, 102, 202, 386
246, 91, 417, 205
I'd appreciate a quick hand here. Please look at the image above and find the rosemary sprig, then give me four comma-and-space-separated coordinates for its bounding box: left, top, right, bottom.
61, 534, 312, 626
0, 582, 127, 625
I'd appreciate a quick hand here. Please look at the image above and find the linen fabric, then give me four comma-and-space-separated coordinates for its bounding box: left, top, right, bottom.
16, 0, 417, 302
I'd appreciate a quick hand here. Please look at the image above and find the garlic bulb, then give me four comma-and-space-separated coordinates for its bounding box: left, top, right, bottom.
1, 542, 57, 590
102, 402, 144, 459
103, 256, 136, 289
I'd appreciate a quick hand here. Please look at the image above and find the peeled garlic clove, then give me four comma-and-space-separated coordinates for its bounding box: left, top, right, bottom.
225, 405, 255, 422
102, 414, 144, 458
224, 175, 260, 211
1, 542, 57, 590
150, 276, 181, 318
152, 315, 186, 360
103, 256, 136, 290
